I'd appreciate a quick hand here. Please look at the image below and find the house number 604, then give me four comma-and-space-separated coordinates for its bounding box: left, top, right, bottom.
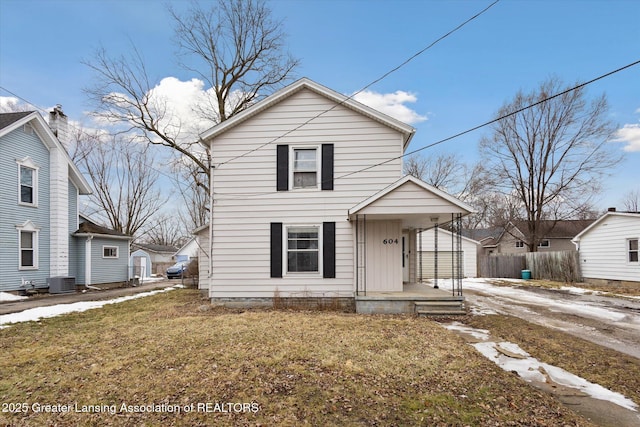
383, 239, 399, 245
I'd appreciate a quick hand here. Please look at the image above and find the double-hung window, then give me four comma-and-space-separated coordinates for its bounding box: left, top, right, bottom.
19, 230, 37, 269
629, 239, 639, 263
17, 158, 38, 206
287, 226, 319, 272
292, 148, 318, 189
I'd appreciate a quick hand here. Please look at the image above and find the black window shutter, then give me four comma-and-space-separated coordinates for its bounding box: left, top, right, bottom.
321, 144, 334, 190
323, 222, 336, 278
270, 223, 283, 278
276, 145, 288, 191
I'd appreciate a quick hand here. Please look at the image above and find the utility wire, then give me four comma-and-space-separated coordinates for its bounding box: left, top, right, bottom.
213, 58, 640, 200
216, 0, 500, 168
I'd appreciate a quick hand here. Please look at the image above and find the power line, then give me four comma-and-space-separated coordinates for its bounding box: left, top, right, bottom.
213, 58, 640, 200
216, 0, 500, 168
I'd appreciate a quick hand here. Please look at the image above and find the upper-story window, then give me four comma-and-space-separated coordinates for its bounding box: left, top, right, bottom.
17, 157, 38, 207
292, 148, 318, 189
277, 144, 333, 191
515, 240, 525, 248
629, 239, 639, 263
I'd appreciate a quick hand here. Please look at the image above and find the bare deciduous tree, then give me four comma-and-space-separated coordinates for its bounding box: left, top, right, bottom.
621, 188, 640, 212
403, 153, 460, 191
140, 214, 188, 247
75, 133, 166, 236
480, 77, 621, 251
83, 0, 299, 223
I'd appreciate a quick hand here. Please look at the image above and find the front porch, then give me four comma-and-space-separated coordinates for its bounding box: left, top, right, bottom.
355, 282, 465, 315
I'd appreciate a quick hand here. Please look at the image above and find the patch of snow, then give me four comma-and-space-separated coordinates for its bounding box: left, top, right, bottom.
444, 321, 639, 413
443, 322, 491, 340
0, 292, 28, 302
0, 286, 182, 328
463, 279, 628, 323
473, 340, 638, 412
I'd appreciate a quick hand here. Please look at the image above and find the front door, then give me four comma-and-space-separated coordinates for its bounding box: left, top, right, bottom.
402, 233, 409, 282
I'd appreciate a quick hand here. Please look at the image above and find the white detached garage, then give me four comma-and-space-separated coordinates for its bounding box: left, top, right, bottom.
419, 228, 479, 279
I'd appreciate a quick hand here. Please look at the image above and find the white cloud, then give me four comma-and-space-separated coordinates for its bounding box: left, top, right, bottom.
611, 109, 640, 152
612, 124, 640, 152
351, 90, 427, 125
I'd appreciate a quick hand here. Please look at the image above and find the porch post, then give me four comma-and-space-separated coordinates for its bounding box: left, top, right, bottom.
434, 223, 439, 289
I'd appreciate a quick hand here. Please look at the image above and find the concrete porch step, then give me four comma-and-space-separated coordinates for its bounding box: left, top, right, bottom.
414, 300, 465, 316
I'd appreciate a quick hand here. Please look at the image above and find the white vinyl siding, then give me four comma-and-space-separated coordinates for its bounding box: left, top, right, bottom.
577, 214, 640, 282
208, 88, 404, 297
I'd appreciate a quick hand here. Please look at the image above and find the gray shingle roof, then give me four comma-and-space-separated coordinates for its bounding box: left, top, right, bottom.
0, 111, 34, 130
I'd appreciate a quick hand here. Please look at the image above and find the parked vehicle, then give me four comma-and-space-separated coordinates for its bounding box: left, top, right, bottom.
166, 262, 188, 279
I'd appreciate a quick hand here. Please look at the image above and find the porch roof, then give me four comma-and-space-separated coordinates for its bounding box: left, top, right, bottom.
348, 175, 474, 229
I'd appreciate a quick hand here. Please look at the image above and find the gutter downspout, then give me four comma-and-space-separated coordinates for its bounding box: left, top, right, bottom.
208, 163, 215, 297
84, 235, 101, 291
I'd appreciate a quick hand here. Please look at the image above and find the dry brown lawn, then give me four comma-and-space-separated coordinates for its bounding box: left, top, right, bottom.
0, 289, 595, 426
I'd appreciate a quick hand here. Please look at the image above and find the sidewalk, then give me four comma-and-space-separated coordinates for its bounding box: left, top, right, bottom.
0, 279, 182, 315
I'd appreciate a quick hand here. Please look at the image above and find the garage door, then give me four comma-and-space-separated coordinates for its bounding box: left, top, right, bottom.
418, 251, 463, 280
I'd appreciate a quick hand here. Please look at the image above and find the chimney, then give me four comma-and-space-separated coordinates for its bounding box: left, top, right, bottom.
49, 104, 69, 150
608, 207, 616, 212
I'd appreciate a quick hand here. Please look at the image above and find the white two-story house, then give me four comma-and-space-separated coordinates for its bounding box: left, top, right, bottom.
197, 78, 473, 313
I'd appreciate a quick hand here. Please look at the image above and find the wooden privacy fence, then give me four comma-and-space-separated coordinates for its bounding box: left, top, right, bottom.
525, 250, 581, 283
478, 254, 526, 279
478, 250, 581, 282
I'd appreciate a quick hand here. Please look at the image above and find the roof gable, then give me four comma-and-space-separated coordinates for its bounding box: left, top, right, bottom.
349, 175, 475, 216
0, 111, 92, 195
573, 212, 640, 241
200, 77, 415, 148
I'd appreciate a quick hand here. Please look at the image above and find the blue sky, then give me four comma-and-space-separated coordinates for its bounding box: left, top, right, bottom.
1, 0, 639, 210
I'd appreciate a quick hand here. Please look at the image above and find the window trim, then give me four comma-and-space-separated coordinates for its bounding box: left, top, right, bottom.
16, 157, 39, 207
284, 224, 322, 275
16, 221, 39, 270
538, 239, 550, 248
102, 245, 119, 259
628, 238, 639, 264
289, 145, 320, 191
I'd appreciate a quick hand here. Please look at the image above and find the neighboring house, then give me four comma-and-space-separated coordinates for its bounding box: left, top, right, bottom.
473, 220, 594, 255
193, 224, 210, 292
419, 228, 480, 278
197, 78, 474, 312
174, 236, 200, 263
572, 210, 640, 284
462, 227, 503, 256
129, 249, 152, 279
131, 243, 178, 275
73, 215, 132, 287
0, 110, 92, 293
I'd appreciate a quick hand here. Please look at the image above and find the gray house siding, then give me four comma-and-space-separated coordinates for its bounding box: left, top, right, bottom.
67, 181, 79, 280
0, 125, 51, 291
74, 237, 86, 284
90, 237, 129, 285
